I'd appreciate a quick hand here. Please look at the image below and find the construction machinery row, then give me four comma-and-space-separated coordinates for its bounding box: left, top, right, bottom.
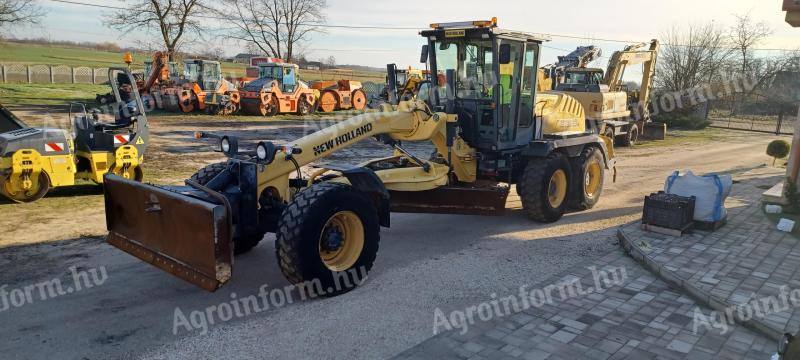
106, 55, 370, 117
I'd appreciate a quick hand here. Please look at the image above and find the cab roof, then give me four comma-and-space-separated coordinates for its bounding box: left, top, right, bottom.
420, 18, 550, 43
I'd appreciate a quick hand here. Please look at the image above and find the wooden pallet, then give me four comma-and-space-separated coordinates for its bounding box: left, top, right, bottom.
641, 222, 693, 237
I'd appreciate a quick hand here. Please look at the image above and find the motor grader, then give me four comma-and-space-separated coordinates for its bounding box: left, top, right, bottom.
103, 19, 615, 295
161, 59, 241, 115
311, 79, 368, 113
240, 62, 317, 116
1, 68, 148, 203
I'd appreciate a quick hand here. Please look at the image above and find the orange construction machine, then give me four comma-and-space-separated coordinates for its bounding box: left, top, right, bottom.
160, 59, 241, 115
239, 62, 317, 116
311, 80, 367, 112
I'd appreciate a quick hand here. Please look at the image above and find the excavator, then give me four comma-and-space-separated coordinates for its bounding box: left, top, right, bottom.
96, 52, 174, 108
382, 64, 429, 104
538, 45, 603, 91
1, 68, 148, 202
102, 18, 616, 295
239, 62, 318, 116
553, 40, 660, 146
160, 59, 241, 115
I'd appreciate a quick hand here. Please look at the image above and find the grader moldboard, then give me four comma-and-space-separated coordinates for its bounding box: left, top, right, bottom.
0, 68, 148, 203
103, 19, 615, 295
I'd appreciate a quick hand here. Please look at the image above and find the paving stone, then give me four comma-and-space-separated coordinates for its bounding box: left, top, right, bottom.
393, 171, 782, 360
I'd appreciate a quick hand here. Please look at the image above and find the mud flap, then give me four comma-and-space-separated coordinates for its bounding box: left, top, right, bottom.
104, 174, 233, 291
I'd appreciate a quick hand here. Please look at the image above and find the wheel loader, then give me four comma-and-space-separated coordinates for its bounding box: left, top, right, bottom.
1, 68, 148, 203
103, 19, 615, 295
160, 59, 241, 115
239, 62, 318, 116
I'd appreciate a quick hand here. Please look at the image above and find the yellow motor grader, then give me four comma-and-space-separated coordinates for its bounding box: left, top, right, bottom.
103, 19, 615, 295
1, 68, 148, 203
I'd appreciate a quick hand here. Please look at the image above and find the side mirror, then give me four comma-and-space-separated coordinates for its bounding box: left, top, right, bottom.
420, 45, 429, 64
499, 44, 511, 64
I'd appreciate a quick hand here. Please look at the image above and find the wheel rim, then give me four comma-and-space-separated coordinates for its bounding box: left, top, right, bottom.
547, 169, 567, 208
584, 159, 602, 198
319, 211, 365, 271
319, 92, 337, 112
1, 173, 49, 203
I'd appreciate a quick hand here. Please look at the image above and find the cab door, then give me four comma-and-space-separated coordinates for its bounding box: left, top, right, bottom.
494, 39, 524, 150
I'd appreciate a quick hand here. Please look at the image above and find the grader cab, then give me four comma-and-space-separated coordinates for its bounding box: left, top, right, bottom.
103, 18, 614, 294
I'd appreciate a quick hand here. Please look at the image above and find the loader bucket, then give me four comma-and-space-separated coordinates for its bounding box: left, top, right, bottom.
103, 175, 233, 291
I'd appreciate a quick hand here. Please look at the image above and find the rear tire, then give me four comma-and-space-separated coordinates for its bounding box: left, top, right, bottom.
190, 162, 264, 255
516, 153, 571, 223
297, 97, 312, 116
619, 126, 638, 147
265, 96, 279, 116
568, 147, 604, 211
276, 182, 379, 297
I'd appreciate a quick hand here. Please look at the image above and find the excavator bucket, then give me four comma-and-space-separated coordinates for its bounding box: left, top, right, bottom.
103, 174, 233, 291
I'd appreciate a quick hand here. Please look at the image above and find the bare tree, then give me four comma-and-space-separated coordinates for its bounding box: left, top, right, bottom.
729, 12, 773, 75
657, 22, 733, 92
105, 0, 207, 61
0, 0, 44, 30
282, 0, 325, 62
221, 0, 283, 59
219, 0, 326, 62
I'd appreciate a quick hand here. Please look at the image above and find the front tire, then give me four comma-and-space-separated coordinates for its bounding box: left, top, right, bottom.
276, 182, 379, 297
190, 162, 264, 255
516, 153, 571, 223
568, 147, 605, 211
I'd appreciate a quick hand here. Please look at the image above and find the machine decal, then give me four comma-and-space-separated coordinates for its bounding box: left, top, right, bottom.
114, 135, 130, 145
313, 123, 373, 156
44, 143, 64, 152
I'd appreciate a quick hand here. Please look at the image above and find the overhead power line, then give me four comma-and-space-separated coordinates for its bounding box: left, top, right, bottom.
48, 0, 799, 52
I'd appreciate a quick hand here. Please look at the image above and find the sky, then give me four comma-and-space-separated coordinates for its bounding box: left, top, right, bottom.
8, 0, 799, 70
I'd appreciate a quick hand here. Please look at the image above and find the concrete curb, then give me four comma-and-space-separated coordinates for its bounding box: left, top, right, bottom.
616, 225, 784, 342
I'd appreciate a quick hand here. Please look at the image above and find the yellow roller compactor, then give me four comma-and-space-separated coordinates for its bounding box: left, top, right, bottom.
0, 68, 148, 203
103, 19, 615, 294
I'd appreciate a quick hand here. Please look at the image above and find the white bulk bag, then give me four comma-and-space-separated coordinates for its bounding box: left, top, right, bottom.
664, 170, 732, 222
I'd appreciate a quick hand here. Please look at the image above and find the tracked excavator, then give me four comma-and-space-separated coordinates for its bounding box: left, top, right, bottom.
103, 18, 616, 295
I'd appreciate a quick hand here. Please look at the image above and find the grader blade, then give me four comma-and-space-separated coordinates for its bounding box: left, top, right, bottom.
103, 175, 233, 291
389, 186, 509, 216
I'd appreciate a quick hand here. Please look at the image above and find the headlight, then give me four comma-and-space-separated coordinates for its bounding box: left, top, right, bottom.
256, 141, 276, 164
256, 143, 267, 161
220, 136, 238, 156
220, 137, 230, 153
